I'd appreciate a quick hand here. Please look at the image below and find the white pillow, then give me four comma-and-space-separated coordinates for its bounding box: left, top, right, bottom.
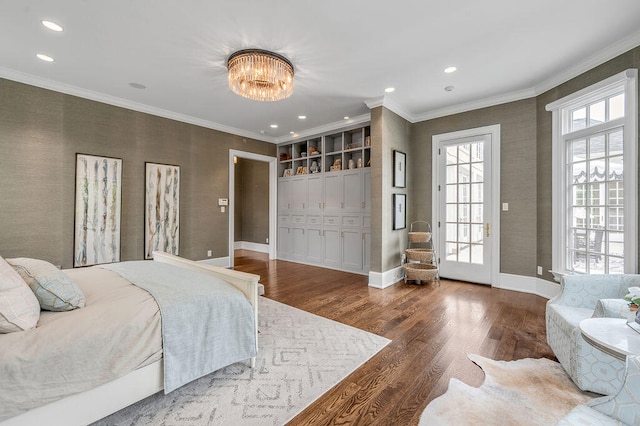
0, 256, 40, 333
7, 258, 85, 311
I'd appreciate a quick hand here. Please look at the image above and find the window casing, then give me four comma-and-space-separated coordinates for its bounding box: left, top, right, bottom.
547, 69, 638, 276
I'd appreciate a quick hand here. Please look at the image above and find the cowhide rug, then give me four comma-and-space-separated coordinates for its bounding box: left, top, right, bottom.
419, 354, 594, 426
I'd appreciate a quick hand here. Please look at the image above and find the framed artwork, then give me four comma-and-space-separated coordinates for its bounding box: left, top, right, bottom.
145, 162, 180, 259
74, 153, 122, 267
393, 193, 406, 230
393, 150, 406, 188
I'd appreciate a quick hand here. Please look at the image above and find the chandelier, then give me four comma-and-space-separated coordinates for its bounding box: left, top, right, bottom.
227, 49, 294, 102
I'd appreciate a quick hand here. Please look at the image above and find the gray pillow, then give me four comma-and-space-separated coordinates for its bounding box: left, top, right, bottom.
7, 258, 85, 311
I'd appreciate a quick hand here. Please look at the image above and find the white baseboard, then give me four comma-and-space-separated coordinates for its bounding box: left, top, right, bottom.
368, 266, 405, 289
497, 273, 561, 299
197, 257, 231, 268
234, 241, 269, 253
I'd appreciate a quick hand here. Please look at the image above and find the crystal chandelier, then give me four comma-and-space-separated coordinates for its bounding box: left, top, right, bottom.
227, 49, 294, 102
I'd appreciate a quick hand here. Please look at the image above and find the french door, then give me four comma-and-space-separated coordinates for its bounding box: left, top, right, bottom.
432, 126, 500, 285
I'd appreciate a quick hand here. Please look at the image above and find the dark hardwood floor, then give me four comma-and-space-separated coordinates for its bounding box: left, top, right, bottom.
233, 250, 555, 425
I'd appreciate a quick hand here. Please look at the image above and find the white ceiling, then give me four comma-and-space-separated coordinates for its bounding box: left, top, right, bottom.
2, 1, 640, 143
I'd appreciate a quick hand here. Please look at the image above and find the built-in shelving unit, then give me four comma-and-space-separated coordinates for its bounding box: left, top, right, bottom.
277, 125, 371, 275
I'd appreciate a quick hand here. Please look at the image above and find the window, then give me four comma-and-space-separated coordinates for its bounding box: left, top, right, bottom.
547, 69, 637, 275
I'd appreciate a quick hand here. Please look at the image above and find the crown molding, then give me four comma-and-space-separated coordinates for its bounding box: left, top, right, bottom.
364, 96, 416, 123
412, 87, 537, 122
274, 113, 371, 144
534, 29, 640, 97
0, 67, 277, 144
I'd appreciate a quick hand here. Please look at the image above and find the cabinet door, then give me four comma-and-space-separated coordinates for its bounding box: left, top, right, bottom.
278, 179, 292, 211
307, 175, 323, 213
342, 170, 362, 212
323, 173, 342, 212
362, 168, 371, 212
307, 227, 323, 264
342, 228, 363, 271
291, 177, 307, 210
277, 225, 291, 259
323, 227, 341, 268
363, 228, 371, 271
291, 227, 307, 261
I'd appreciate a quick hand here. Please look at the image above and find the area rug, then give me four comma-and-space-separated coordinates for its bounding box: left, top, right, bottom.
93, 297, 390, 426
419, 354, 594, 426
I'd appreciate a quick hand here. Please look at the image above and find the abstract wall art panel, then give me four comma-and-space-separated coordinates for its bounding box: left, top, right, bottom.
74, 154, 122, 267
145, 163, 180, 259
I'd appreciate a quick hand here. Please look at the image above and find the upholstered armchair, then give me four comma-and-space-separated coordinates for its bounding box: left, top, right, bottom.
557, 355, 640, 425
546, 274, 639, 395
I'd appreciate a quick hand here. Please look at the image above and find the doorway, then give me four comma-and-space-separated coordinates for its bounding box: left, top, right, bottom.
228, 150, 277, 267
432, 125, 500, 285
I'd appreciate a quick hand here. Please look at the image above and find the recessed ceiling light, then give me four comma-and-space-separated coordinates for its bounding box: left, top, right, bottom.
41, 20, 63, 32
298, 115, 306, 119
270, 124, 278, 128
444, 85, 455, 92
344, 116, 349, 120
290, 131, 295, 134
444, 66, 457, 74
36, 53, 54, 62
384, 87, 395, 93
129, 82, 146, 89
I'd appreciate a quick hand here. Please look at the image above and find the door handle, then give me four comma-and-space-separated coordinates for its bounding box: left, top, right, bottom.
485, 223, 490, 237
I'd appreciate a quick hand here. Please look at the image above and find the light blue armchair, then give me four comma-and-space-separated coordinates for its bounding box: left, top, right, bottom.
557, 355, 640, 425
546, 274, 640, 395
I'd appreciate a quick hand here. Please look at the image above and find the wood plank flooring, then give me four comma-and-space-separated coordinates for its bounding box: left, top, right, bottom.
233, 250, 556, 425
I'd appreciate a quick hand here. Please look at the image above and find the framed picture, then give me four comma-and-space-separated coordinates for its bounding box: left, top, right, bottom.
145, 162, 180, 259
283, 168, 293, 177
393, 150, 406, 188
393, 193, 406, 230
74, 153, 122, 267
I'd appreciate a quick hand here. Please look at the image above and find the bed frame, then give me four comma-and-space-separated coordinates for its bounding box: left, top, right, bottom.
1, 252, 260, 426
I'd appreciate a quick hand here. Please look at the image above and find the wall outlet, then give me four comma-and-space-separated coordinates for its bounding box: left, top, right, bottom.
207, 250, 212, 257
537, 266, 543, 275
266, 237, 269, 244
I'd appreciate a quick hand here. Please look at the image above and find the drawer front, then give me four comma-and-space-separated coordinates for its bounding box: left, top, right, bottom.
292, 215, 306, 224
279, 215, 290, 224
307, 215, 322, 225
363, 216, 371, 228
342, 216, 362, 227
323, 216, 340, 226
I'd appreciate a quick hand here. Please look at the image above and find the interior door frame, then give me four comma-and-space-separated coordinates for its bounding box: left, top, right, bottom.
228, 149, 278, 267
431, 124, 501, 286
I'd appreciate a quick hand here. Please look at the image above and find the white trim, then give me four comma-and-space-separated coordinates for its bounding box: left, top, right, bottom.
497, 273, 561, 300
274, 113, 371, 144
0, 67, 277, 144
368, 266, 405, 289
197, 256, 231, 268
547, 69, 638, 275
364, 96, 415, 123
431, 124, 501, 286
234, 241, 270, 253
228, 150, 278, 268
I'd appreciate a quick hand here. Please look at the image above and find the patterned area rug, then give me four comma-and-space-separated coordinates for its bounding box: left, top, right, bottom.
419, 354, 594, 426
93, 297, 390, 426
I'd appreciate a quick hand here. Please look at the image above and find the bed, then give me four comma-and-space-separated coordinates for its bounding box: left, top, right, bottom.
0, 251, 260, 426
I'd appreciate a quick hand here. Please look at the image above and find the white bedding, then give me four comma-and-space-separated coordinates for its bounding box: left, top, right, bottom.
0, 267, 162, 422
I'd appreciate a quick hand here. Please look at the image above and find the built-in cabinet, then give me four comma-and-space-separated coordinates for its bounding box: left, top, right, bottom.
277, 125, 371, 275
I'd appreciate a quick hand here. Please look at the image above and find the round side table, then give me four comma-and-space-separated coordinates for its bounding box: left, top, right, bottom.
579, 318, 640, 361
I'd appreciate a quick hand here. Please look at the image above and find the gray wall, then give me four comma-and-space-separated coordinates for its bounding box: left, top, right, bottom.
409, 45, 640, 281
234, 158, 269, 244
370, 106, 411, 273
0, 78, 275, 269
410, 98, 538, 277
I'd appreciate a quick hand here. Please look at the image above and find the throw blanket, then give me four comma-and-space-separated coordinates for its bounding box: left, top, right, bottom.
101, 261, 256, 393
